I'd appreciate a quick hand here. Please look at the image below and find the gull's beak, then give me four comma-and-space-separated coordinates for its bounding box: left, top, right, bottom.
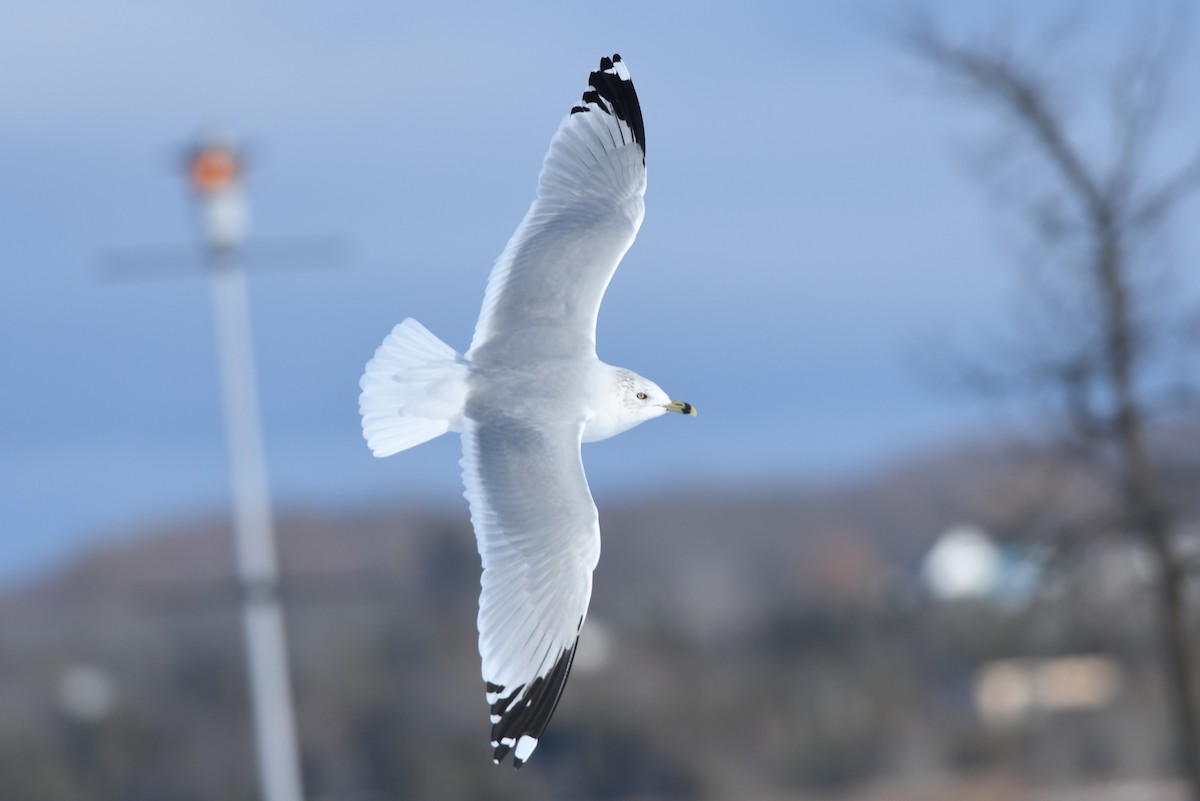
663, 400, 697, 416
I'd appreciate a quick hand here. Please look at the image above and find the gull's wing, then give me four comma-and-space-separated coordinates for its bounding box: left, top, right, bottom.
468, 54, 647, 363
460, 416, 599, 767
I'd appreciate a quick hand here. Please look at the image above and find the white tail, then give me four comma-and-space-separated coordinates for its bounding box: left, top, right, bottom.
359, 318, 469, 457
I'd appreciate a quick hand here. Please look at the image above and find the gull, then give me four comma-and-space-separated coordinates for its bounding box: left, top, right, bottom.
359, 53, 695, 767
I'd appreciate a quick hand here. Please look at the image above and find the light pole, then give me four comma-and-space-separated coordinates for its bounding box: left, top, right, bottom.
187, 137, 305, 801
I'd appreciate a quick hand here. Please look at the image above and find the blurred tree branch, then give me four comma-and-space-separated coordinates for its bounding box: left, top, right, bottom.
893, 4, 1200, 797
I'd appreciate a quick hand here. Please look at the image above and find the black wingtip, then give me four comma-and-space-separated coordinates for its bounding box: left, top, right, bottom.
487, 641, 580, 767
569, 53, 646, 161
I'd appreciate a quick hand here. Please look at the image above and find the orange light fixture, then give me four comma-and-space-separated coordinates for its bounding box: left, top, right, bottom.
188, 146, 239, 194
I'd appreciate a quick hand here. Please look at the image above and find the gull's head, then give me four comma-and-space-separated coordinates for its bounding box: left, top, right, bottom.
585, 367, 696, 442
619, 369, 696, 418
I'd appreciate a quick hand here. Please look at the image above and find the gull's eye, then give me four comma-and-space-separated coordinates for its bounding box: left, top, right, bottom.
636, 392, 648, 400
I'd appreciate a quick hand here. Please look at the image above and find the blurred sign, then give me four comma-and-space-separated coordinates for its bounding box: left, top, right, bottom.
973, 655, 1123, 728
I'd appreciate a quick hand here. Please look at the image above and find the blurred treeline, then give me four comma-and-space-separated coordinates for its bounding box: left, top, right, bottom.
2, 432, 1198, 801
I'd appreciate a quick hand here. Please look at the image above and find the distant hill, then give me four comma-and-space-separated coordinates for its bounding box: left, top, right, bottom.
1, 431, 1196, 800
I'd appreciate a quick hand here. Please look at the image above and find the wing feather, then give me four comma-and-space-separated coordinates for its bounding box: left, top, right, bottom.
460, 416, 600, 767
469, 55, 647, 363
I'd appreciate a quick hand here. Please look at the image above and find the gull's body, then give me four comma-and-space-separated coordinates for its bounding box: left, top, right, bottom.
359, 54, 693, 767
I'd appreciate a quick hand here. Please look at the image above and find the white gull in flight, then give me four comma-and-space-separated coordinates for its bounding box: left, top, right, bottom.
359, 53, 695, 767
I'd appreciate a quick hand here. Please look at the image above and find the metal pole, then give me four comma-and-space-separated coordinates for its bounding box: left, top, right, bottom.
207, 244, 305, 801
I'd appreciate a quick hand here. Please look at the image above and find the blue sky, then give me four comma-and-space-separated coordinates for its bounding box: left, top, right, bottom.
2, 1, 1197, 582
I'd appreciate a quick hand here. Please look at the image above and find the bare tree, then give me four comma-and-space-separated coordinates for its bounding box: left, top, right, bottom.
894, 5, 1200, 798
